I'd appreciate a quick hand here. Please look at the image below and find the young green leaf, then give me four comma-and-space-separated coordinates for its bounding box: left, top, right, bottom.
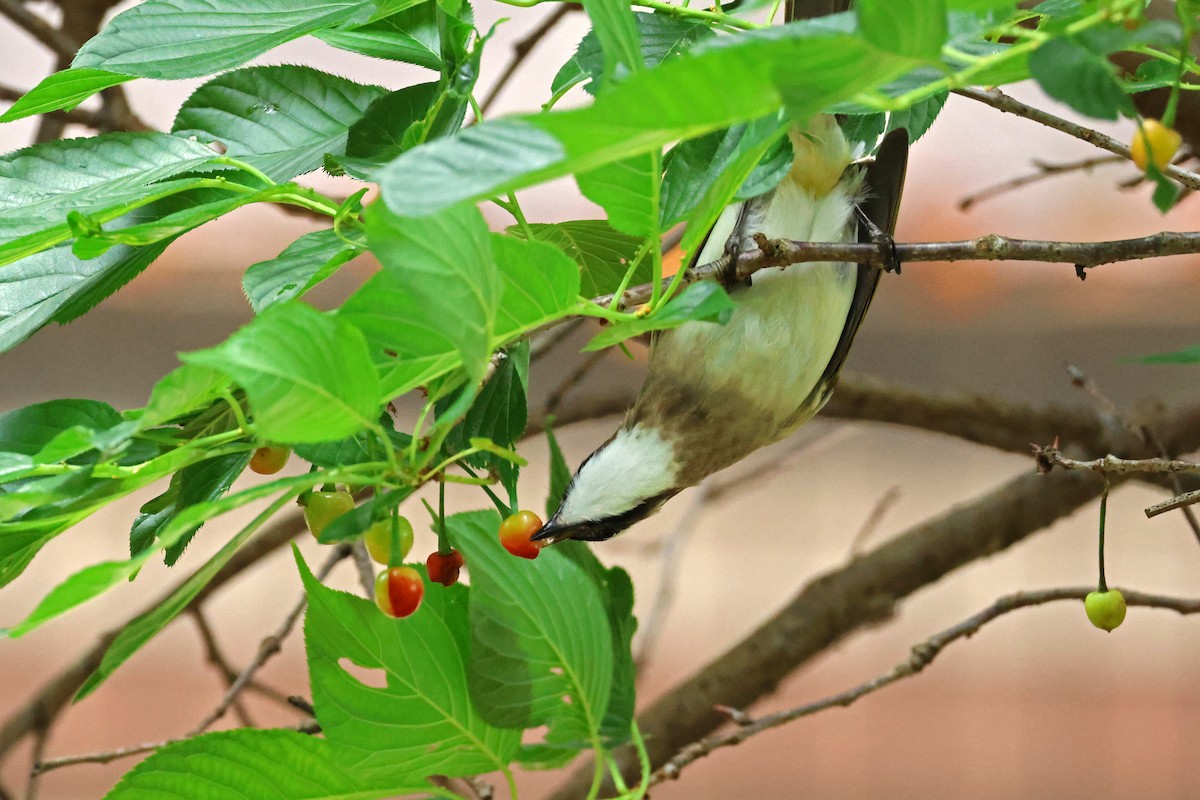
661, 115, 788, 230
0, 399, 122, 456
552, 12, 713, 96
857, 0, 949, 61
104, 729, 428, 800
1135, 343, 1200, 364
379, 24, 914, 217
491, 234, 581, 341
451, 511, 613, 755
581, 0, 643, 81
136, 364, 229, 429
298, 548, 521, 779
316, 2, 445, 69
510, 220, 643, 298
363, 202, 500, 383
0, 133, 220, 246
76, 489, 298, 699
72, 0, 375, 80
585, 281, 735, 351
344, 82, 441, 167
0, 68, 133, 123
243, 229, 361, 312
1029, 37, 1134, 120
576, 154, 659, 238
437, 353, 526, 471
128, 451, 252, 564
172, 65, 388, 181
183, 303, 381, 443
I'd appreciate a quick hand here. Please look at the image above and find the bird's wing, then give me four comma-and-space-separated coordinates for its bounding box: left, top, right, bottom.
806, 128, 909, 405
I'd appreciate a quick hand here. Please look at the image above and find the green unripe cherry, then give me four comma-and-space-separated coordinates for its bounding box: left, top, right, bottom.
1085, 589, 1127, 632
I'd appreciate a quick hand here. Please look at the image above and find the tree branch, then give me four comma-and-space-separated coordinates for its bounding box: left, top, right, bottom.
0, 509, 310, 759
189, 543, 351, 736
0, 0, 77, 59
954, 87, 1200, 192
650, 587, 1200, 786
548, 467, 1109, 799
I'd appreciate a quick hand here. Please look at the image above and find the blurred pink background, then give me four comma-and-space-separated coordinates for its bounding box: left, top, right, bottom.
3, 3, 1200, 798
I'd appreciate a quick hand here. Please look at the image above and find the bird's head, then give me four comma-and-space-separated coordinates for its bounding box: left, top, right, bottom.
533, 425, 681, 543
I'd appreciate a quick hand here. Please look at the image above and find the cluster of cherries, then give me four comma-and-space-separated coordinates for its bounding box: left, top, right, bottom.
251, 446, 546, 620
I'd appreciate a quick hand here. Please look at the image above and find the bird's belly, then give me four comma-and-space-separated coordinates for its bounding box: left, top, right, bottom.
652, 261, 855, 430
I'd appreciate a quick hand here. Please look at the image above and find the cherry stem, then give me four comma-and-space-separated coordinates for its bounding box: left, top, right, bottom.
436, 481, 451, 556
389, 507, 402, 569
1097, 479, 1110, 593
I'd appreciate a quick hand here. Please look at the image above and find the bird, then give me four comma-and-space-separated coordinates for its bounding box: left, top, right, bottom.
533, 13, 909, 545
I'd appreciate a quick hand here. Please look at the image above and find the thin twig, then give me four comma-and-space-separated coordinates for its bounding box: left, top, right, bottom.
1033, 446, 1200, 475
189, 543, 351, 736
1065, 364, 1200, 545
954, 87, 1200, 191
23, 723, 48, 800
846, 485, 903, 557
649, 587, 1200, 785
597, 229, 1200, 310
0, 0, 77, 59
958, 155, 1123, 210
32, 720, 321, 775
1145, 489, 1200, 518
544, 348, 609, 417
530, 317, 586, 362
350, 540, 376, 597
480, 4, 577, 114
189, 609, 255, 727
0, 507, 310, 759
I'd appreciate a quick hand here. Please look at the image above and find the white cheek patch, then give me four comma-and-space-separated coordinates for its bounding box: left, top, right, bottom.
557, 427, 680, 525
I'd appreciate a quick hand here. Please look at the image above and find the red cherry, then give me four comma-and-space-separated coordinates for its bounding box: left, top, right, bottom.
374, 566, 424, 618
426, 549, 465, 586
499, 510, 544, 560
249, 445, 290, 475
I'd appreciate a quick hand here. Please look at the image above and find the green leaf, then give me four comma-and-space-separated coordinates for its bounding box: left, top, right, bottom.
544, 425, 571, 521
1029, 37, 1134, 120
243, 229, 360, 312
576, 154, 658, 237
0, 133, 220, 246
857, 0, 948, 61
582, 0, 643, 81
172, 65, 388, 181
1136, 343, 1200, 364
0, 400, 122, 457
555, 541, 636, 744
72, 0, 374, 80
298, 547, 521, 778
104, 728, 427, 800
551, 12, 713, 96
452, 512, 612, 755
343, 82, 441, 166
295, 415, 411, 469
491, 234, 582, 342
512, 220, 644, 298
79, 491, 297, 698
585, 281, 734, 351
184, 303, 381, 443
363, 202, 500, 383
379, 23, 914, 216
661, 116, 788, 229
0, 69, 133, 123
136, 364, 229, 429
317, 3, 443, 68
128, 452, 252, 564
438, 352, 526, 471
